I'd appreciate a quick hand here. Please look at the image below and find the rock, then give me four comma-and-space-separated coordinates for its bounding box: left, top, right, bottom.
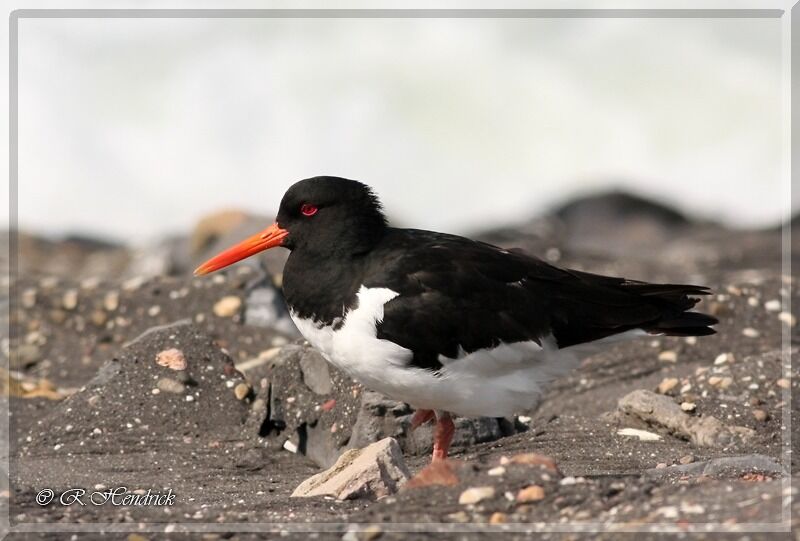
123, 319, 192, 348
778, 312, 796, 326
156, 378, 186, 394
741, 327, 760, 338
714, 353, 733, 365
155, 348, 188, 371
299, 351, 333, 395
243, 282, 297, 336
458, 486, 495, 505
764, 299, 781, 312
21, 288, 36, 308
147, 305, 161, 317
617, 428, 662, 442
103, 291, 120, 311
501, 453, 559, 472
678, 454, 695, 465
658, 351, 677, 363
776, 378, 790, 389
489, 512, 508, 524
90, 310, 108, 327
680, 402, 697, 412
617, 389, 754, 447
404, 460, 462, 489
234, 383, 251, 401
657, 378, 679, 394
488, 466, 506, 476
752, 409, 769, 422
709, 376, 733, 389
12, 344, 41, 369
62, 289, 79, 310
213, 296, 242, 318
516, 485, 545, 503
646, 454, 786, 479
291, 438, 410, 500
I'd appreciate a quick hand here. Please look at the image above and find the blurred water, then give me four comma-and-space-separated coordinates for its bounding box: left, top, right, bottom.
16, 16, 786, 242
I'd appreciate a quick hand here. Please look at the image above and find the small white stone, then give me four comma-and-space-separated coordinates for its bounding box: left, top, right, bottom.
764, 299, 781, 312
658, 351, 677, 363
185, 395, 195, 402
458, 486, 495, 505
487, 466, 506, 476
714, 353, 733, 365
283, 440, 298, 454
779, 312, 796, 327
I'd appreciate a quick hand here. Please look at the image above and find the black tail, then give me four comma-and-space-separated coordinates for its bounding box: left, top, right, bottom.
631, 284, 718, 337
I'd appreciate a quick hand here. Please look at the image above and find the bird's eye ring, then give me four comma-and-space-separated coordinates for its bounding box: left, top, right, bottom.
300, 203, 318, 217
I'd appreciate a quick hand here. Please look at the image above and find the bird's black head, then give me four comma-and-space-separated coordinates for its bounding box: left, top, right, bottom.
194, 176, 388, 275
276, 176, 387, 255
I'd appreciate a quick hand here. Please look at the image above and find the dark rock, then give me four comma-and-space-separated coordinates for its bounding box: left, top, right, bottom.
646, 454, 786, 480
299, 352, 333, 395
243, 276, 297, 335
19, 324, 251, 457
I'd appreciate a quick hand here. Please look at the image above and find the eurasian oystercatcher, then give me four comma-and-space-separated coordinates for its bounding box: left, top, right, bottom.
195, 176, 717, 461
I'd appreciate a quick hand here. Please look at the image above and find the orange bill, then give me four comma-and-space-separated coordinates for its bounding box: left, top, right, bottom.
193, 222, 288, 276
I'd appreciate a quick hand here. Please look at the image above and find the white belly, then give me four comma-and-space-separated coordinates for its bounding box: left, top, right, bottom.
289, 285, 636, 417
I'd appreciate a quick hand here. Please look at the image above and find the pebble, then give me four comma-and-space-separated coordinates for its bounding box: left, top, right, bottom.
147, 305, 162, 317
516, 485, 545, 503
21, 288, 36, 308
657, 378, 679, 394
62, 289, 79, 310
359, 525, 383, 541
779, 312, 796, 327
776, 378, 790, 389
103, 291, 120, 312
156, 348, 188, 371
487, 466, 506, 476
458, 486, 495, 505
185, 395, 195, 402
714, 353, 733, 365
156, 378, 186, 394
489, 512, 508, 524
213, 296, 242, 317
90, 310, 107, 327
679, 454, 695, 465
122, 276, 146, 291
764, 299, 781, 312
747, 296, 759, 307
446, 511, 470, 523
658, 351, 677, 363
752, 409, 769, 422
14, 344, 41, 367
742, 328, 760, 338
708, 376, 733, 389
617, 428, 662, 441
680, 402, 697, 412
234, 383, 251, 400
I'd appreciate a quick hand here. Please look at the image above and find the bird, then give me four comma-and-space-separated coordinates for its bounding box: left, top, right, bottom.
194, 176, 717, 462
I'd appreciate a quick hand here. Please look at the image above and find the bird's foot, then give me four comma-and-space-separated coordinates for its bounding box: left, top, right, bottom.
431, 411, 455, 462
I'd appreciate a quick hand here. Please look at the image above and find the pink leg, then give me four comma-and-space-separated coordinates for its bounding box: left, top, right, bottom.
432, 411, 455, 461
410, 409, 435, 431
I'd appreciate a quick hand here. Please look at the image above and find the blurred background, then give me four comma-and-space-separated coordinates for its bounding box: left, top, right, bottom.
10, 14, 791, 280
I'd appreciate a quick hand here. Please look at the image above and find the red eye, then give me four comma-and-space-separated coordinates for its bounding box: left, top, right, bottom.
300, 203, 318, 217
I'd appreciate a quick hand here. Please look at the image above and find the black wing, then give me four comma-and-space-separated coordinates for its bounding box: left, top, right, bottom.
365, 228, 717, 371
